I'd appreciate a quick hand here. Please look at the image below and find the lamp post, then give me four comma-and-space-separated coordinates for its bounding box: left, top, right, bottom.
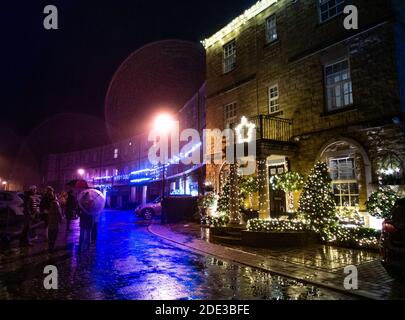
77, 169, 85, 179
2, 181, 7, 191
153, 113, 175, 198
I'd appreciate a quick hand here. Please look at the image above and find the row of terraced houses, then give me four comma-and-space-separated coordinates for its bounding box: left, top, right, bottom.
45, 0, 405, 229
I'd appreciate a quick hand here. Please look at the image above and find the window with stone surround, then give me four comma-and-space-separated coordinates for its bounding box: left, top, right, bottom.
266, 15, 277, 43
319, 0, 345, 23
329, 157, 359, 208
268, 84, 280, 114
224, 102, 238, 128
324, 59, 353, 112
223, 40, 236, 73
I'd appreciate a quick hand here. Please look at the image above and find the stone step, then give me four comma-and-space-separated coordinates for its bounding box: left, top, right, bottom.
211, 234, 242, 245
211, 226, 245, 238
226, 230, 243, 235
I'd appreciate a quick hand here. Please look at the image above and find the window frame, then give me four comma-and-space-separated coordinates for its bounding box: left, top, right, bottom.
265, 14, 278, 44
223, 40, 237, 74
268, 84, 280, 114
318, 0, 346, 23
329, 157, 359, 209
223, 102, 238, 129
324, 58, 353, 112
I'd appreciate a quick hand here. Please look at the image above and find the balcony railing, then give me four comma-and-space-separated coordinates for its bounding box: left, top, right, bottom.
250, 115, 293, 142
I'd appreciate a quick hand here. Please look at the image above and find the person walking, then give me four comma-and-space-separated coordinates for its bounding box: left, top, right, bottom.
47, 191, 62, 253
59, 191, 68, 218
78, 206, 94, 253
91, 212, 100, 245
65, 190, 78, 232
20, 186, 40, 247
39, 186, 54, 240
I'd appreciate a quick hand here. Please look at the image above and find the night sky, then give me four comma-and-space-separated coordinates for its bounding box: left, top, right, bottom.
0, 0, 257, 179
1, 0, 257, 137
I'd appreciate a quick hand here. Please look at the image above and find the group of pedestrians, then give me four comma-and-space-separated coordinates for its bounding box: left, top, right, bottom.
19, 185, 99, 254
19, 185, 62, 252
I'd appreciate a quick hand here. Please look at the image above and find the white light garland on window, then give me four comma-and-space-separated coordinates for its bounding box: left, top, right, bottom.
235, 116, 256, 144
379, 167, 401, 175
202, 0, 278, 48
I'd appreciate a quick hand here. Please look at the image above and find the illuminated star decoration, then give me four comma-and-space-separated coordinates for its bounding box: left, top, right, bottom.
235, 116, 256, 144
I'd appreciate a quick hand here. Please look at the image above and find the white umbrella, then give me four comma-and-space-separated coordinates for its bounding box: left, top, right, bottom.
78, 189, 106, 216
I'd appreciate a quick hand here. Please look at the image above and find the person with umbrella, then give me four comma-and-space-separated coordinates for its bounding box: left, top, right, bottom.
66, 179, 92, 190
77, 189, 105, 253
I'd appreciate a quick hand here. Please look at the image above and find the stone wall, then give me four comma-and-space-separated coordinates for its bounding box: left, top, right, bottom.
204, 0, 404, 219
206, 0, 399, 136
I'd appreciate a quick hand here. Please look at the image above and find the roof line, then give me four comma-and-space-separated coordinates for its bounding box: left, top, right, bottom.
201, 0, 278, 48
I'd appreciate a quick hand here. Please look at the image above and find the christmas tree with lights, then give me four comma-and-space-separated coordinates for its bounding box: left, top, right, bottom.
299, 162, 337, 230
217, 174, 245, 215
217, 174, 234, 214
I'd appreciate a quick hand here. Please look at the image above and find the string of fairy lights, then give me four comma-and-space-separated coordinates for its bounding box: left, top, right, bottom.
257, 158, 270, 212
247, 218, 311, 232
202, 159, 382, 250
201, 0, 278, 48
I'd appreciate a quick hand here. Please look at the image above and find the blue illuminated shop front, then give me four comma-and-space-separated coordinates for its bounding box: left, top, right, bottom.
93, 147, 205, 209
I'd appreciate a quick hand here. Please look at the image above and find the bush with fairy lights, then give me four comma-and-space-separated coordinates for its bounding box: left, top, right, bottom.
217, 175, 233, 215
298, 162, 338, 230
270, 171, 304, 194
244, 162, 382, 250
201, 215, 230, 228
366, 187, 398, 220
216, 174, 254, 215
200, 175, 238, 227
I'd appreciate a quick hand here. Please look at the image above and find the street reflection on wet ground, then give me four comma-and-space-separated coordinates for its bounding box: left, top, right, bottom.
168, 223, 379, 271
0, 211, 356, 300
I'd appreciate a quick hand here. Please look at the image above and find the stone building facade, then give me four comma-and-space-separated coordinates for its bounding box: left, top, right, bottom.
203, 0, 405, 227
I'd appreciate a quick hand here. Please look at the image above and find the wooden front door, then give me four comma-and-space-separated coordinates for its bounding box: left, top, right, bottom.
269, 165, 287, 218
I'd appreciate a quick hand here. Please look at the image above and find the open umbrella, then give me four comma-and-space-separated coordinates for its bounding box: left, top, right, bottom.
78, 189, 106, 216
66, 179, 92, 189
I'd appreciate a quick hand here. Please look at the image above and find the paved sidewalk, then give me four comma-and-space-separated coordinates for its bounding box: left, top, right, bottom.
148, 223, 405, 300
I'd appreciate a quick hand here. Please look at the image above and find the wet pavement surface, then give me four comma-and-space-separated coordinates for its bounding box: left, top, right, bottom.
0, 211, 357, 300
157, 223, 405, 300
167, 223, 380, 271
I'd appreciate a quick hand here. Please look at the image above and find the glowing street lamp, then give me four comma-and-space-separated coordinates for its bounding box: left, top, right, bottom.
153, 113, 175, 202
153, 113, 175, 134
2, 181, 7, 191
77, 169, 85, 177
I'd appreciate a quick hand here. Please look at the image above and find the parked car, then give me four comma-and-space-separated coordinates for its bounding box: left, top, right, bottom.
0, 191, 25, 224
134, 197, 162, 220
380, 199, 405, 282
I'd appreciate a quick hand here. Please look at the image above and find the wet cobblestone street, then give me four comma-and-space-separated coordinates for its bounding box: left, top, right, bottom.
0, 211, 357, 300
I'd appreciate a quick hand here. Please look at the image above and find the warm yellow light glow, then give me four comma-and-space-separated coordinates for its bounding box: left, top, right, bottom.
153, 113, 175, 134
202, 0, 278, 48
2, 181, 7, 185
